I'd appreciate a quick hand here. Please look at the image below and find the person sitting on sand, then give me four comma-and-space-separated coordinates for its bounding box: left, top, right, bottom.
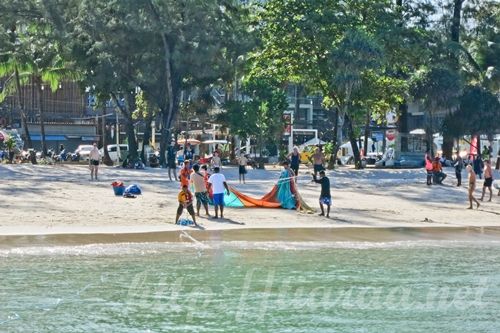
432, 157, 447, 184
312, 170, 331, 217
175, 185, 198, 226
191, 164, 210, 216
466, 165, 480, 209
480, 159, 493, 202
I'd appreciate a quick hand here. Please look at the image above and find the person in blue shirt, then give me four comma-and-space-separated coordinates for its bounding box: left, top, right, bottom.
312, 170, 331, 217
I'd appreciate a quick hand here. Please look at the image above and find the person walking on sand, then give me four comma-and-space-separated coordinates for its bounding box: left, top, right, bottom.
288, 146, 300, 181
480, 159, 494, 202
167, 141, 178, 181
175, 185, 198, 227
313, 170, 331, 217
312, 146, 325, 177
89, 142, 101, 181
179, 160, 191, 188
208, 167, 229, 219
466, 165, 480, 209
237, 153, 248, 184
191, 164, 210, 216
425, 152, 433, 185
454, 153, 463, 186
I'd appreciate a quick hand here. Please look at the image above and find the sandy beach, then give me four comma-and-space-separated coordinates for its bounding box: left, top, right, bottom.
1, 163, 499, 242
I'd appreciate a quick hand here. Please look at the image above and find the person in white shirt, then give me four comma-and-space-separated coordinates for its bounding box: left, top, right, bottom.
208, 167, 229, 219
89, 143, 101, 181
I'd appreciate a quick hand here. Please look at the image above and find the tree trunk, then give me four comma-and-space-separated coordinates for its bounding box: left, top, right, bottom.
35, 77, 47, 157
328, 107, 340, 169
442, 0, 464, 160
363, 109, 371, 157
398, 101, 409, 152
345, 113, 362, 169
14, 65, 32, 149
101, 110, 113, 166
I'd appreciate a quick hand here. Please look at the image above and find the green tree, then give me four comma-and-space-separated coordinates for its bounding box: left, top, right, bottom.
0, 0, 78, 156
410, 67, 463, 155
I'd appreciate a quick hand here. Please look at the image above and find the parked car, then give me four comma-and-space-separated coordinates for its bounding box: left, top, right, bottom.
74, 144, 94, 161
100, 144, 129, 162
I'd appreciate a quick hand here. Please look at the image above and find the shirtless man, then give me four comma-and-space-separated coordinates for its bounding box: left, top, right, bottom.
480, 159, 493, 202
466, 165, 480, 209
312, 146, 325, 177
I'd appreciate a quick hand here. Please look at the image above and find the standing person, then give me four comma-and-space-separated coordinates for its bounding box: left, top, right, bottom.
237, 153, 248, 184
425, 152, 433, 185
473, 155, 483, 179
191, 164, 210, 216
179, 160, 191, 188
311, 146, 325, 177
312, 170, 331, 217
184, 143, 194, 162
432, 156, 447, 184
211, 151, 221, 170
208, 167, 229, 219
174, 185, 198, 227
480, 159, 494, 202
466, 165, 480, 209
89, 142, 101, 181
167, 142, 178, 181
201, 164, 212, 200
454, 153, 463, 186
288, 146, 300, 180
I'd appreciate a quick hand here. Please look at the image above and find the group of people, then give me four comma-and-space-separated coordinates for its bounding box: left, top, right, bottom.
425, 151, 498, 209
175, 160, 230, 226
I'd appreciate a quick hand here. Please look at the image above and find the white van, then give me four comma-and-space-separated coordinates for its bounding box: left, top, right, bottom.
100, 144, 129, 161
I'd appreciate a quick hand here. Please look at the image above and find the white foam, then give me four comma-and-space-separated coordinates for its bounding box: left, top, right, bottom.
1, 240, 500, 257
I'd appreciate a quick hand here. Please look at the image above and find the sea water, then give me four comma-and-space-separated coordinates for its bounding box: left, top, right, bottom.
1, 241, 500, 332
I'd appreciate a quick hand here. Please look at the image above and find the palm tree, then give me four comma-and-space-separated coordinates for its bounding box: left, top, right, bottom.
0, 25, 33, 149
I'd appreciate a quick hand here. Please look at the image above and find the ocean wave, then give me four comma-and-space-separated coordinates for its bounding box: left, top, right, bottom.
1, 240, 500, 257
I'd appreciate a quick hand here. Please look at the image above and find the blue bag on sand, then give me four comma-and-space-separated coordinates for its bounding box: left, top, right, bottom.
124, 184, 142, 195
177, 218, 194, 226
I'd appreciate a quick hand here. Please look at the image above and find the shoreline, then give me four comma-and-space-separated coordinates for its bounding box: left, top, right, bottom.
2, 225, 500, 248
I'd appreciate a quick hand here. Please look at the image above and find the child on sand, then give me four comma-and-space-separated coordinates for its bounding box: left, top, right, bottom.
312, 170, 331, 217
466, 165, 480, 209
175, 185, 198, 226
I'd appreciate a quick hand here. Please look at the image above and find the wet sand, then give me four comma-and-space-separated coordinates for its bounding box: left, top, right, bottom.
1, 226, 500, 248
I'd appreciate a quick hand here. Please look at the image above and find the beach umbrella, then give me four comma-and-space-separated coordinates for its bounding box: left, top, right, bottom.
177, 138, 201, 145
